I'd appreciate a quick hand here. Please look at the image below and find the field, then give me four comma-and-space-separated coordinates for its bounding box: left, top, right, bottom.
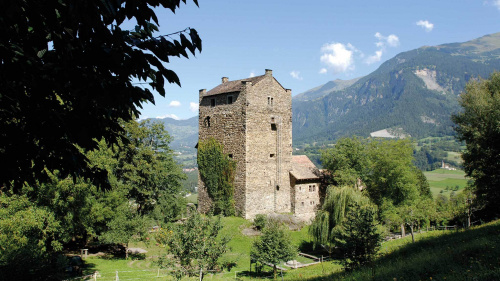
424, 169, 469, 198
80, 217, 500, 281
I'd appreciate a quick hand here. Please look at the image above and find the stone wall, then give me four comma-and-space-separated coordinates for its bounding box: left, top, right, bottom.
291, 177, 320, 222
198, 70, 305, 220
244, 71, 293, 218
198, 89, 247, 216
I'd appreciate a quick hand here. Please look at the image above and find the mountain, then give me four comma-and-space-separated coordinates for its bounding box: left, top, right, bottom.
146, 116, 198, 150
293, 78, 361, 101
292, 32, 500, 144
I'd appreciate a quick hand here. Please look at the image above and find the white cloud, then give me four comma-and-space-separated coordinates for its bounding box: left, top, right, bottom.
365, 32, 399, 64
290, 70, 303, 80
416, 20, 434, 32
189, 102, 199, 112
488, 0, 500, 10
366, 50, 383, 64
156, 114, 180, 120
249, 72, 255, 78
319, 68, 328, 74
320, 43, 355, 74
387, 35, 400, 47
169, 100, 181, 107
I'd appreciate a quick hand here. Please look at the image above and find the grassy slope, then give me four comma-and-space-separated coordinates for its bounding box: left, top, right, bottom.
424, 169, 469, 198
302, 220, 500, 281
83, 218, 500, 280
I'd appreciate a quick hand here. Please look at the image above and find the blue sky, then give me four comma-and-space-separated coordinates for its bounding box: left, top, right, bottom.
135, 0, 500, 120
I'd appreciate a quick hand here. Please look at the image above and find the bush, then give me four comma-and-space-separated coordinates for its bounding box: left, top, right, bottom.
254, 214, 268, 230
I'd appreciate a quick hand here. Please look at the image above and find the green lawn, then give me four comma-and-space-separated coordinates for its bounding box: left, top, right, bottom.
82, 218, 500, 280
424, 169, 469, 198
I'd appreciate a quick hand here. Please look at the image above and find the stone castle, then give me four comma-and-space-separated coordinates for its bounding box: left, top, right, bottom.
197, 70, 321, 220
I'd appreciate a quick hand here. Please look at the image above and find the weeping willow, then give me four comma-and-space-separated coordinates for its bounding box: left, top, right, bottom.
309, 185, 372, 251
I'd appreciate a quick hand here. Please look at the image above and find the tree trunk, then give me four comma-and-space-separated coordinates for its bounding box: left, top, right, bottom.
401, 224, 405, 237
273, 265, 277, 280
410, 223, 415, 243
125, 243, 129, 259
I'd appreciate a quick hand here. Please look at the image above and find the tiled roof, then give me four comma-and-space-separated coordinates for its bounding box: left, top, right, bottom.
205, 75, 267, 96
290, 155, 320, 180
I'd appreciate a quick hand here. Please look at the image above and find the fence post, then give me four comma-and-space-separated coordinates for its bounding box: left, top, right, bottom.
115, 270, 119, 281
94, 272, 97, 281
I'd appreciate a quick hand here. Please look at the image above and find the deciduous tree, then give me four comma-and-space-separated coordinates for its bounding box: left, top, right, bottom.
0, 0, 201, 191
452, 72, 500, 218
251, 220, 297, 280
156, 211, 230, 280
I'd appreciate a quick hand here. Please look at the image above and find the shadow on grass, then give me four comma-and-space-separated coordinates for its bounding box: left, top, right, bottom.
291, 222, 500, 281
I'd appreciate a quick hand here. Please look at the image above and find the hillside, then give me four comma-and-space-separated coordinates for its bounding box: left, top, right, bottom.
292, 32, 500, 144
293, 77, 360, 102
145, 116, 198, 150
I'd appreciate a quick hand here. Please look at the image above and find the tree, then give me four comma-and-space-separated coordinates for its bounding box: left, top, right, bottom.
197, 138, 236, 216
452, 72, 500, 218
99, 202, 149, 259
0, 194, 64, 280
251, 220, 297, 280
112, 120, 186, 216
321, 136, 369, 186
156, 211, 230, 280
0, 0, 202, 191
309, 185, 371, 254
335, 202, 382, 271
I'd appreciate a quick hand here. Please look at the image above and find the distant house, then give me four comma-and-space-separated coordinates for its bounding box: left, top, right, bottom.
197, 70, 321, 221
441, 160, 456, 170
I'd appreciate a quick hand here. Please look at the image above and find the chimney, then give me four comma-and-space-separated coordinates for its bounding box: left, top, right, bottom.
265, 69, 273, 77
222, 77, 229, 84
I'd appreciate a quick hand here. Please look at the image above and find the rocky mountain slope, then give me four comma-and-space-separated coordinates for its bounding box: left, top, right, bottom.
292, 32, 500, 144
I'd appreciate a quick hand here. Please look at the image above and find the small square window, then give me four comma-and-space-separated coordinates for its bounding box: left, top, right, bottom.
276, 185, 280, 191
227, 95, 233, 104
271, 124, 277, 131
228, 154, 233, 159
211, 98, 216, 107
270, 154, 275, 158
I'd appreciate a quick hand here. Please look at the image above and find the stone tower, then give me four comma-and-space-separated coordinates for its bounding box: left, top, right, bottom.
197, 69, 293, 219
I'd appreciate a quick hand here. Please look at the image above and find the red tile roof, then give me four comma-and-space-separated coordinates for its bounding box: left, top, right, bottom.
290, 155, 320, 180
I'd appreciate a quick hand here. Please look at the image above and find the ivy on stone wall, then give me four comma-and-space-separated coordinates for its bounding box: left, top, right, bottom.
197, 138, 235, 216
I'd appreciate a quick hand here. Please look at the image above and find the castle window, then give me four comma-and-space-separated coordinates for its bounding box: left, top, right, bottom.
270, 153, 275, 158
204, 116, 211, 127
271, 97, 274, 106
211, 98, 216, 107
271, 124, 277, 131
301, 202, 304, 206
276, 185, 280, 191
227, 95, 233, 104
228, 154, 233, 159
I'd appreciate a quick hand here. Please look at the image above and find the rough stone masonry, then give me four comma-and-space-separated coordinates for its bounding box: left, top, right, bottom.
198, 69, 321, 221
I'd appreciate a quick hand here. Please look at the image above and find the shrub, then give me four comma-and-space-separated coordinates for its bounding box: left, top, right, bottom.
254, 214, 267, 230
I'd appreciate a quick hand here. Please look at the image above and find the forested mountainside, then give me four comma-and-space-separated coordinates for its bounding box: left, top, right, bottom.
292, 32, 500, 144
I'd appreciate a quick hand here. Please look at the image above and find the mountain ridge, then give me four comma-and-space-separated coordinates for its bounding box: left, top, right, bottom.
292, 32, 500, 144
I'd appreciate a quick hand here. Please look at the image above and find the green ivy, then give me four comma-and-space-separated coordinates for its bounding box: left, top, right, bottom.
197, 138, 236, 216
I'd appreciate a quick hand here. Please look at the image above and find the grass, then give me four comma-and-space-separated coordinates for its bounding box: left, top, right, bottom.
185, 193, 198, 204
424, 169, 469, 198
81, 217, 500, 281
302, 220, 500, 281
